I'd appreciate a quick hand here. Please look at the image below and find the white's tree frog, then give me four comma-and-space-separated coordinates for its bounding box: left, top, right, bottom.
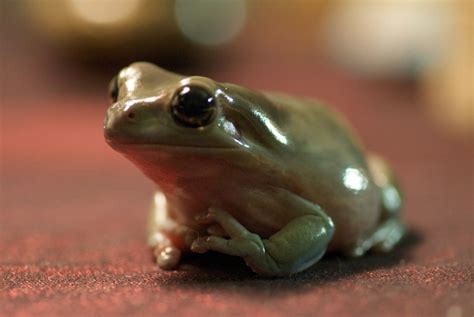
104, 62, 405, 276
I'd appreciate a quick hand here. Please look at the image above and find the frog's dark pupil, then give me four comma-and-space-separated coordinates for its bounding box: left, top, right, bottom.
109, 76, 119, 103
171, 85, 216, 128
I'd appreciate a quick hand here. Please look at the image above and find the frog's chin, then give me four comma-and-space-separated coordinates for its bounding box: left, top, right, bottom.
107, 140, 245, 185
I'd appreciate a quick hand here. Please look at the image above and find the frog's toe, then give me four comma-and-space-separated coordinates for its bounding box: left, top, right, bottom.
190, 236, 211, 253
195, 207, 250, 238
191, 235, 242, 256
371, 219, 406, 253
346, 218, 406, 257
207, 207, 251, 238
191, 234, 264, 258
206, 224, 228, 237
154, 245, 182, 270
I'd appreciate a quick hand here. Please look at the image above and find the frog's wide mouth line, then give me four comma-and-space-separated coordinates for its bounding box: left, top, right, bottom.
106, 139, 238, 151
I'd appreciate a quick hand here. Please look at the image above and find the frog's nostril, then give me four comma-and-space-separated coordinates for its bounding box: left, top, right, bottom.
127, 112, 136, 120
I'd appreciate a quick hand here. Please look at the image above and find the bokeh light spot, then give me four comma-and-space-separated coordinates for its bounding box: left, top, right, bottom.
175, 0, 247, 46
69, 0, 142, 24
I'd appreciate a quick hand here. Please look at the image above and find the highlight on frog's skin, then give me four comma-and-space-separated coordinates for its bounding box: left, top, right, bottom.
343, 167, 368, 193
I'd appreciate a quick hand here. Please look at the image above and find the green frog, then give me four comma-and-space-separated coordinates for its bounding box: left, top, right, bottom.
104, 62, 405, 276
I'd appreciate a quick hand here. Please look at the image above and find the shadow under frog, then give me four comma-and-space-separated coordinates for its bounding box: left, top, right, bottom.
104, 62, 407, 277
160, 230, 421, 293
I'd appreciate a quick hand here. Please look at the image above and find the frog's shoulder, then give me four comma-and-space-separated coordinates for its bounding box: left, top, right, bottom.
264, 91, 368, 167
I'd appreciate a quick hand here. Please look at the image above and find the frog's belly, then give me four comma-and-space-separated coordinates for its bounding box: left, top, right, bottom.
324, 190, 380, 250
163, 179, 381, 251
165, 186, 294, 238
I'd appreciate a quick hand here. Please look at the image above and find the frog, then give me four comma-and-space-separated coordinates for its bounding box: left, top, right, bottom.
104, 62, 405, 276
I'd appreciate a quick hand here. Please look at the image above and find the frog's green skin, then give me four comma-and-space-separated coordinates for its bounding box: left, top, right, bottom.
104, 62, 405, 276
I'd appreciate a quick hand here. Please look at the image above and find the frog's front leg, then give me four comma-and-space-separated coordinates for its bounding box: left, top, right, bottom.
191, 206, 334, 276
148, 191, 196, 270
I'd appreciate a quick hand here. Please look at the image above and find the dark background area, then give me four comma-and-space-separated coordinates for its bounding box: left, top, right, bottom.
1, 1, 473, 316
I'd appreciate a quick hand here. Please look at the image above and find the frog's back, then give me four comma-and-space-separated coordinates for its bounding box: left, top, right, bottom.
264, 93, 381, 250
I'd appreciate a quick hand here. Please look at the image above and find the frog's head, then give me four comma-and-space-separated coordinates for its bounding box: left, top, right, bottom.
105, 62, 289, 148
104, 62, 288, 185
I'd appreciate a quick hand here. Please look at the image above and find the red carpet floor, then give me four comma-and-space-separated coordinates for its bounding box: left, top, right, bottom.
1, 77, 473, 316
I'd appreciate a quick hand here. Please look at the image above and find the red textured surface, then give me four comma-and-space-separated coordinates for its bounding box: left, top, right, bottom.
1, 11, 473, 310
2, 78, 473, 316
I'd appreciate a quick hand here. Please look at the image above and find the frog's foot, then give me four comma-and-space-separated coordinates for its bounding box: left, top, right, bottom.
154, 243, 182, 270
148, 191, 198, 270
191, 207, 267, 259
191, 206, 334, 276
150, 232, 183, 270
347, 218, 406, 257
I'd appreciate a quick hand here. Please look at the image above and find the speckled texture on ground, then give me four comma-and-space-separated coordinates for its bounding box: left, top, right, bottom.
1, 77, 473, 316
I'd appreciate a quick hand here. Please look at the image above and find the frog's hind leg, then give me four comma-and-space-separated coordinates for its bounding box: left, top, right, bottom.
191, 190, 335, 276
348, 155, 406, 257
148, 191, 194, 270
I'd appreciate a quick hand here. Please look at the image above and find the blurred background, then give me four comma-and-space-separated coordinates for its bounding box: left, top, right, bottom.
1, 1, 473, 316
2, 0, 473, 137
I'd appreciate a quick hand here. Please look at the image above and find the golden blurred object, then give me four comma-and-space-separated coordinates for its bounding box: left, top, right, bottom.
246, 0, 329, 57
421, 2, 474, 137
320, 0, 455, 78
21, 0, 192, 64
69, 0, 142, 24
21, 0, 252, 64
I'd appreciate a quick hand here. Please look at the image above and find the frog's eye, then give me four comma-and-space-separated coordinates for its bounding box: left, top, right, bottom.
108, 75, 119, 103
170, 85, 216, 128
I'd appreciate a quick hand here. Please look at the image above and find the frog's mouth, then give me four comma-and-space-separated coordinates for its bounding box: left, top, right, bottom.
107, 140, 244, 177
104, 123, 244, 151
106, 139, 238, 151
